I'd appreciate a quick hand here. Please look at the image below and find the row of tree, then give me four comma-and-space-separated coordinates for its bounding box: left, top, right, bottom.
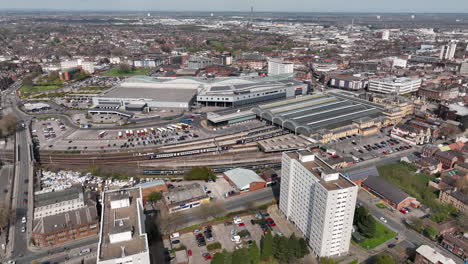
211, 233, 309, 264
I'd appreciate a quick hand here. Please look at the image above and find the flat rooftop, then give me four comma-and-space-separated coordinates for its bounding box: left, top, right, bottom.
100, 87, 197, 103
163, 183, 207, 205
98, 188, 147, 261
253, 92, 385, 135
35, 187, 83, 208
286, 151, 355, 191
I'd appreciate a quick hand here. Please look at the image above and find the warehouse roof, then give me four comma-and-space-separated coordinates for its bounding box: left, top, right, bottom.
224, 168, 266, 190
35, 187, 83, 208
362, 176, 413, 205
32, 206, 97, 234
101, 87, 197, 102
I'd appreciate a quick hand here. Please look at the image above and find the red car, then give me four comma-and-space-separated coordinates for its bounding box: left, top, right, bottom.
399, 209, 408, 214
238, 222, 245, 227
268, 222, 276, 227
202, 253, 212, 260
187, 250, 192, 256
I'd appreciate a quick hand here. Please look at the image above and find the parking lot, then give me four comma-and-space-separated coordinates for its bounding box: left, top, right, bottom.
32, 118, 69, 148
317, 127, 414, 164
165, 212, 284, 263
36, 121, 209, 151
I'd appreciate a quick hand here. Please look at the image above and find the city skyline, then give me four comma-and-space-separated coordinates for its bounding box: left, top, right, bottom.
2, 0, 468, 13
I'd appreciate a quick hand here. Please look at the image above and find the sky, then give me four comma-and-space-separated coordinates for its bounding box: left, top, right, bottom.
2, 0, 468, 13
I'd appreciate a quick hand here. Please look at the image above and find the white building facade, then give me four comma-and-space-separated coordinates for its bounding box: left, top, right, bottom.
440, 42, 457, 60
34, 189, 85, 219
279, 151, 358, 257
368, 77, 421, 95
268, 59, 294, 76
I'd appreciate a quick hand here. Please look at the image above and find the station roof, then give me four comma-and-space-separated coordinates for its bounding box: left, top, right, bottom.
253, 92, 385, 135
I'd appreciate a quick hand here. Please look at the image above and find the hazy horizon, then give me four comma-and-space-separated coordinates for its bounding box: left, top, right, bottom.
1, 0, 468, 14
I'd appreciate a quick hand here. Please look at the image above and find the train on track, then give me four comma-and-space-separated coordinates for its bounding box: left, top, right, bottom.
148, 146, 230, 159
236, 130, 290, 144
142, 162, 281, 175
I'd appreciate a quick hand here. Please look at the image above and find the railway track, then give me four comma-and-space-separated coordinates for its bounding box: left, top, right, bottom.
38, 126, 288, 166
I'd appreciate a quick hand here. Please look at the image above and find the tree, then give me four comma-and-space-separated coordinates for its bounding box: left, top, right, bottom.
298, 238, 309, 257
196, 200, 226, 220
161, 45, 173, 53
118, 64, 132, 74
147, 192, 162, 203
232, 248, 250, 264
423, 225, 439, 241
439, 123, 461, 138
288, 233, 302, 259
261, 232, 273, 261
354, 206, 376, 238
407, 216, 424, 233
212, 250, 231, 264
249, 240, 261, 264
156, 209, 184, 235
272, 234, 290, 263
372, 253, 396, 264
455, 212, 468, 233
319, 257, 338, 264
0, 202, 13, 230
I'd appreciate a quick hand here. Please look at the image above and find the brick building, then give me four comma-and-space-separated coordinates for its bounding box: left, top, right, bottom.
414, 245, 456, 264
32, 206, 99, 247
138, 180, 169, 204
362, 176, 420, 210
223, 168, 266, 193
438, 188, 468, 213
434, 151, 461, 169
440, 233, 468, 262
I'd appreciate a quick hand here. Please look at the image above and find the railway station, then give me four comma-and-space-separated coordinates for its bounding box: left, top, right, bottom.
252, 92, 397, 143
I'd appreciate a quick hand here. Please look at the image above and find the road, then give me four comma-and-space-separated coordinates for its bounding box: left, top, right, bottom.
358, 190, 464, 264
179, 185, 279, 227
10, 127, 32, 259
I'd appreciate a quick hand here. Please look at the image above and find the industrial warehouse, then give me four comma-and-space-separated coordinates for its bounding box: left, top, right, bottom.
92, 74, 307, 111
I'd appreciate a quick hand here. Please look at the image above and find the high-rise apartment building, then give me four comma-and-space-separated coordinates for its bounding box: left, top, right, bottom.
440, 42, 457, 60
268, 59, 294, 76
279, 150, 358, 257
381, 30, 390, 40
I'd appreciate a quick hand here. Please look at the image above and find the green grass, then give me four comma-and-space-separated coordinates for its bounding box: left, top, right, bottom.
376, 203, 387, 209
357, 220, 396, 249
19, 84, 63, 93
377, 162, 457, 223
101, 68, 150, 77
346, 260, 358, 264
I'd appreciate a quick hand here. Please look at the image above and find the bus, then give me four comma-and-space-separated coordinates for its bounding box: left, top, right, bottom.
98, 131, 106, 139
144, 128, 148, 135
157, 128, 163, 133
150, 128, 156, 135
181, 118, 193, 124
125, 130, 131, 137
118, 131, 123, 139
